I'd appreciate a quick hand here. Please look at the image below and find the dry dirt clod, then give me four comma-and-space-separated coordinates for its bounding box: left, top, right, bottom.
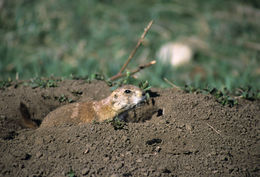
35, 151, 43, 158
136, 158, 143, 163
114, 161, 124, 169
81, 168, 90, 175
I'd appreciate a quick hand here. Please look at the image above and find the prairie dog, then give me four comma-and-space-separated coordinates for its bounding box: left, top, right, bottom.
20, 85, 145, 128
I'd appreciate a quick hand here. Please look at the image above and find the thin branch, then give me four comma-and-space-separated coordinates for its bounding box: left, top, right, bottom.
163, 78, 180, 89
118, 20, 153, 74
206, 123, 222, 136
110, 60, 156, 81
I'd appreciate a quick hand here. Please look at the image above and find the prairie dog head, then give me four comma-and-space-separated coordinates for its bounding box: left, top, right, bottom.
110, 85, 145, 112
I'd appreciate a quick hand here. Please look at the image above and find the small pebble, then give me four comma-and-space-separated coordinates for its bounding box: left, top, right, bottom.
35, 152, 43, 158
84, 148, 90, 154
186, 123, 193, 131
125, 151, 132, 156
81, 168, 89, 175
110, 174, 119, 177
143, 154, 151, 158
114, 161, 124, 169
155, 146, 161, 152
142, 172, 148, 176
136, 158, 142, 163
103, 157, 110, 162
122, 135, 128, 142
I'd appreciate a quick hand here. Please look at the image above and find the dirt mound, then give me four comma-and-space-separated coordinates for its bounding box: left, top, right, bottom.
0, 80, 259, 176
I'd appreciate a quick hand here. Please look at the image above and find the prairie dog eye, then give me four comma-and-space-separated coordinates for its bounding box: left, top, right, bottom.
124, 89, 131, 94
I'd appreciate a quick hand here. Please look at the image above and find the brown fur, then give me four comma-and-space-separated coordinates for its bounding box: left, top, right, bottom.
40, 102, 97, 127
20, 85, 144, 128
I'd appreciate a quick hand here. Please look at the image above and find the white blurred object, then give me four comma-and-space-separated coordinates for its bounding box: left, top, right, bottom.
157, 42, 193, 67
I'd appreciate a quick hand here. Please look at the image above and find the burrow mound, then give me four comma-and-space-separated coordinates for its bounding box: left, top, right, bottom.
0, 79, 259, 176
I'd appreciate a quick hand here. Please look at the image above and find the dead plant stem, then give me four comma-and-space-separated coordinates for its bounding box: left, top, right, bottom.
110, 60, 156, 81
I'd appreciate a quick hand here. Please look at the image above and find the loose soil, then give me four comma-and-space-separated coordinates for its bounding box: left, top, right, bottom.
0, 79, 259, 177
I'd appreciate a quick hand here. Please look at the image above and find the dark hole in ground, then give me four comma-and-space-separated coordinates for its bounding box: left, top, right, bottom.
146, 138, 162, 145
157, 109, 163, 116
162, 168, 171, 173
151, 99, 155, 105
33, 119, 42, 126
147, 90, 160, 98
2, 131, 18, 140
21, 153, 31, 160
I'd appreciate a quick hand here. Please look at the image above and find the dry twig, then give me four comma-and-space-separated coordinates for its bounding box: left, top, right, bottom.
206, 123, 222, 136
110, 20, 154, 81
110, 60, 156, 81
163, 77, 180, 89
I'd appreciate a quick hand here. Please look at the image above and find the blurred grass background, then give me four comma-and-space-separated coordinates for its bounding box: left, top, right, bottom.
0, 0, 259, 92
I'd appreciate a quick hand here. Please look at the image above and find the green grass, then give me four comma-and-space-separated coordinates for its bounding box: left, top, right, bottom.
1, 0, 259, 94
23, 77, 59, 88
